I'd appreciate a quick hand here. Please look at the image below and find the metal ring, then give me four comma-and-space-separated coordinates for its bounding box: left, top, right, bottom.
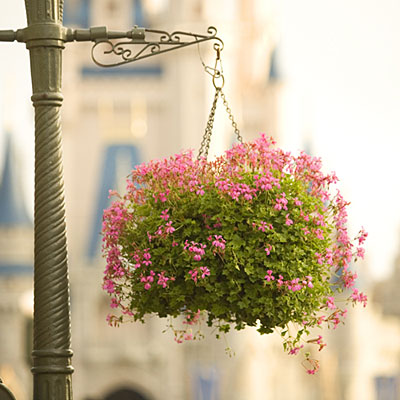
213, 73, 224, 90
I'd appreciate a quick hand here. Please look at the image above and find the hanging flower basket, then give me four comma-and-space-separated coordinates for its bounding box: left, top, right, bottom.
102, 135, 367, 373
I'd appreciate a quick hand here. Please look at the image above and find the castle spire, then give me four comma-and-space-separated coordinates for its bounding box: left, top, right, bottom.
0, 133, 32, 226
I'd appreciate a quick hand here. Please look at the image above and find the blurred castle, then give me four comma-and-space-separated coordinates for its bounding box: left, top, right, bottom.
0, 1, 399, 400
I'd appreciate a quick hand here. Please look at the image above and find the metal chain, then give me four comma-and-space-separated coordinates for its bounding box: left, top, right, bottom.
220, 89, 243, 144
197, 44, 242, 160
198, 88, 221, 160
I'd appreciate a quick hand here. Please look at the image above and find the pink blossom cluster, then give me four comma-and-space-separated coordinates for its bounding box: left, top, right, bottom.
289, 344, 304, 355
252, 220, 274, 232
351, 288, 368, 307
208, 234, 226, 253
140, 269, 174, 290
174, 310, 203, 343
274, 192, 288, 211
189, 266, 210, 283
215, 178, 258, 201
184, 240, 207, 261
265, 271, 314, 292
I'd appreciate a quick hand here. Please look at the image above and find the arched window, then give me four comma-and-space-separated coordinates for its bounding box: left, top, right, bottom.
104, 387, 150, 400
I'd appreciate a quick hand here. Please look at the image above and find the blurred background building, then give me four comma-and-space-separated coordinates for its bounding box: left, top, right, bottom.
1, 0, 400, 399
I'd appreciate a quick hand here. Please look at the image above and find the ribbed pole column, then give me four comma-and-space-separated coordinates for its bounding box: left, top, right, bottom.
24, 1, 73, 399
31, 93, 73, 399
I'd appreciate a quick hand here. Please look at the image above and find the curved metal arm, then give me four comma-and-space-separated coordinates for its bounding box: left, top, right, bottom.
0, 378, 17, 400
90, 26, 224, 67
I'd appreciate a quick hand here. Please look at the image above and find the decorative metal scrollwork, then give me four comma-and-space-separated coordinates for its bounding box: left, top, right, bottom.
91, 26, 224, 67
0, 378, 17, 400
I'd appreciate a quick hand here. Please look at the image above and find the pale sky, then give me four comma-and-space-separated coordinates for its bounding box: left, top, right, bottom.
1, 1, 399, 281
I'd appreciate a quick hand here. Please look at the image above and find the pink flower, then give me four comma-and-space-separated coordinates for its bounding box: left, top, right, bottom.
165, 221, 175, 234
350, 288, 368, 307
200, 266, 210, 279
157, 271, 170, 288
212, 235, 226, 250
342, 270, 357, 288
326, 296, 336, 310
196, 188, 205, 196
358, 227, 368, 245
285, 214, 293, 226
189, 269, 198, 283
160, 209, 170, 221
274, 193, 288, 211
183, 310, 201, 325
108, 190, 119, 198
315, 252, 324, 265
174, 336, 183, 344
102, 279, 115, 294
356, 247, 365, 259
265, 244, 272, 255
110, 297, 119, 309
264, 269, 275, 281
146, 271, 155, 282
289, 345, 304, 355
325, 248, 333, 265
300, 211, 310, 222
258, 221, 268, 232
294, 197, 303, 206
302, 275, 313, 288
307, 369, 316, 375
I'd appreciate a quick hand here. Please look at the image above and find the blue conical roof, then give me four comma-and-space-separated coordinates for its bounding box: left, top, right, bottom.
268, 48, 281, 82
0, 134, 32, 226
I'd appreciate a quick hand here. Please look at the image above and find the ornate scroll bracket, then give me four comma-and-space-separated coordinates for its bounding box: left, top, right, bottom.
0, 378, 17, 400
90, 25, 224, 67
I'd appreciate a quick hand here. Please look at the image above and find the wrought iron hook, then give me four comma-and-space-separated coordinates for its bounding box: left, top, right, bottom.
90, 26, 224, 68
